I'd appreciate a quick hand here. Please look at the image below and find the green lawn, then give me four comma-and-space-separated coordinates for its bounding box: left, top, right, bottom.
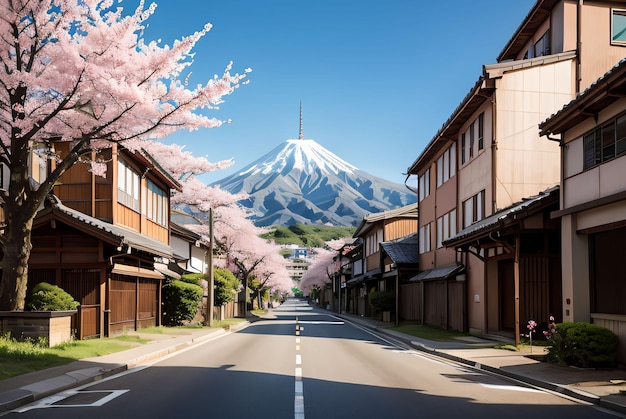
0, 334, 148, 380
387, 322, 469, 342
0, 319, 253, 381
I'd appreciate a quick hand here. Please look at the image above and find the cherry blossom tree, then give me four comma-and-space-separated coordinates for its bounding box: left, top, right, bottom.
0, 0, 249, 310
250, 244, 294, 307
299, 240, 346, 297
147, 141, 293, 310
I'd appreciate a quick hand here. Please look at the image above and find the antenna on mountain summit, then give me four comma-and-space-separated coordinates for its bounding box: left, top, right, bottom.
299, 102, 304, 140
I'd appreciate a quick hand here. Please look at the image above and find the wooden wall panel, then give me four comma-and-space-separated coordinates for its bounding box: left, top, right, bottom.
520, 255, 550, 327
115, 204, 140, 231
138, 279, 158, 319
385, 219, 418, 241
145, 220, 169, 244
366, 253, 379, 271
447, 281, 465, 332
424, 281, 446, 328
399, 283, 422, 321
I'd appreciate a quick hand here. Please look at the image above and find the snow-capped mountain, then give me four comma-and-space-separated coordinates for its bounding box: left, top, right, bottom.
210, 138, 417, 227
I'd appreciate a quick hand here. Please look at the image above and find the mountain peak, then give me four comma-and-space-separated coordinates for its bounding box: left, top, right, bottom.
211, 139, 416, 227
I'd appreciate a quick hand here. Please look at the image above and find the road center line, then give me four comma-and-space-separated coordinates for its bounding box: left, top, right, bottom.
294, 305, 305, 419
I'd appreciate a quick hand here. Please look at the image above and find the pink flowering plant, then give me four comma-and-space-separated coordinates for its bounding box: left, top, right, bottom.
526, 320, 537, 351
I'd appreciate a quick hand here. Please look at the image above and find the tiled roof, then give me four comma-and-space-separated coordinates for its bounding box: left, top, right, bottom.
539, 57, 626, 135
40, 195, 174, 258
443, 185, 559, 246
409, 264, 464, 282
353, 204, 417, 237
381, 233, 419, 265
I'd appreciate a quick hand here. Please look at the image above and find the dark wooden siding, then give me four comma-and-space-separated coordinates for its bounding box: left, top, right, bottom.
399, 283, 422, 321
110, 274, 159, 334
62, 269, 101, 338
447, 281, 465, 332
424, 281, 446, 328
110, 275, 137, 334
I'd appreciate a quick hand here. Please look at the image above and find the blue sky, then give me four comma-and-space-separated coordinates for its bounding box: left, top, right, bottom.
143, 0, 536, 186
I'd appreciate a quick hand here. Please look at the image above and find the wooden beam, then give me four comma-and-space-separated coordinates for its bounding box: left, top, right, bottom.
514, 235, 520, 347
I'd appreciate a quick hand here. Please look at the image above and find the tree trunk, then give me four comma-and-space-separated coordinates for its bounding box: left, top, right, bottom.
0, 216, 34, 311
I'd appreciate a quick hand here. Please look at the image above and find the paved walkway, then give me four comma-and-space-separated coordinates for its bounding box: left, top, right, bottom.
0, 311, 625, 415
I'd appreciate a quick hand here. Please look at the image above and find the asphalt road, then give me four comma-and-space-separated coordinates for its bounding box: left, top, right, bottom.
6, 299, 622, 418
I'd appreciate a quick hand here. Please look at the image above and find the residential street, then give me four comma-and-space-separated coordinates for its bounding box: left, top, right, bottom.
6, 299, 621, 419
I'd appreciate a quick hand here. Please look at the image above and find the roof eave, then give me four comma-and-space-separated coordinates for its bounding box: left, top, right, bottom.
407, 77, 494, 175
540, 58, 626, 136
497, 0, 560, 62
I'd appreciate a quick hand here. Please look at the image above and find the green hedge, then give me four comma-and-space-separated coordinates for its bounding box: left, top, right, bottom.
214, 268, 240, 306
368, 290, 395, 314
162, 280, 203, 326
545, 322, 618, 368
26, 282, 80, 311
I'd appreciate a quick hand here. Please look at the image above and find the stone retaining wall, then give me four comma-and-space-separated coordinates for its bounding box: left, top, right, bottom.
0, 311, 76, 347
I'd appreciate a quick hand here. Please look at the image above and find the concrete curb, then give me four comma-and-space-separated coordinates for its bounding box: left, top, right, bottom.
0, 364, 127, 413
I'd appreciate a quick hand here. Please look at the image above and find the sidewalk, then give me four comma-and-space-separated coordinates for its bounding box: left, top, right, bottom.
337, 312, 626, 416
1, 312, 626, 415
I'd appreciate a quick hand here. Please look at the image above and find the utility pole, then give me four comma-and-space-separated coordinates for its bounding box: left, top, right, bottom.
205, 208, 215, 327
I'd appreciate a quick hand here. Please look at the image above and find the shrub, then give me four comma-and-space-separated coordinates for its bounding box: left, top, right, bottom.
26, 282, 79, 311
179, 273, 202, 287
214, 268, 240, 306
368, 290, 395, 314
162, 280, 203, 326
545, 322, 618, 368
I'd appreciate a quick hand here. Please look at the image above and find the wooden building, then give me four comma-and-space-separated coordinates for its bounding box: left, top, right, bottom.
28, 144, 181, 338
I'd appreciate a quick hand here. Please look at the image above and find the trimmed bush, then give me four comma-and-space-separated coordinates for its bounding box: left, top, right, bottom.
26, 282, 79, 311
214, 268, 240, 306
162, 280, 203, 326
545, 322, 618, 368
179, 273, 202, 287
368, 290, 395, 314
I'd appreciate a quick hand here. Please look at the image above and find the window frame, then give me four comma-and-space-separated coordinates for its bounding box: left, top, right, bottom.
462, 190, 485, 229
478, 113, 484, 151
418, 168, 430, 202
146, 179, 168, 227
436, 209, 457, 249
436, 143, 456, 188
583, 111, 626, 170
611, 9, 626, 45
419, 223, 431, 254
534, 29, 551, 57
117, 159, 140, 212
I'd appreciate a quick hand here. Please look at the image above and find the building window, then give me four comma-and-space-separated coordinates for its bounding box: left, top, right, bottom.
583, 112, 626, 170
436, 143, 456, 187
469, 121, 475, 159
461, 133, 466, 164
462, 114, 484, 165
118, 159, 140, 211
436, 209, 457, 248
478, 113, 484, 150
365, 230, 382, 257
146, 180, 168, 227
418, 168, 430, 201
534, 30, 550, 57
463, 190, 485, 229
419, 223, 431, 254
612, 9, 626, 45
